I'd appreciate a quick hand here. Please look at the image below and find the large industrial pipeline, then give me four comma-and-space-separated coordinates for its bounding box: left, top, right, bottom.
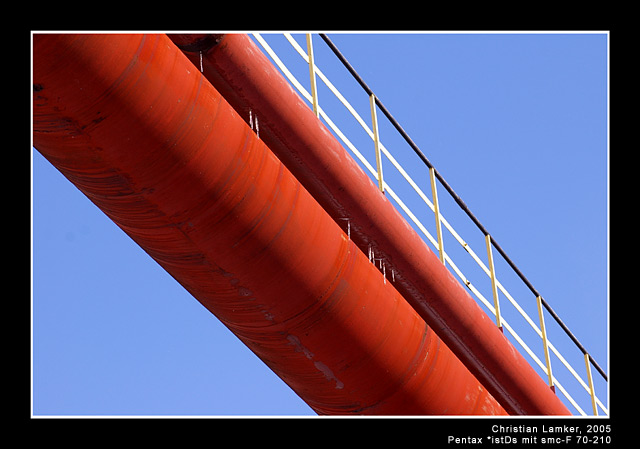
33, 33, 509, 415
168, 33, 571, 416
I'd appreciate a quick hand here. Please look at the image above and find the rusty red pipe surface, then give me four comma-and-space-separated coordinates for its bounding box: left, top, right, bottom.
168, 33, 571, 416
33, 33, 508, 415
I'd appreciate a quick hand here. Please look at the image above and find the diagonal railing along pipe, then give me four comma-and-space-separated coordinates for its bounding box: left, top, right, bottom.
168, 33, 571, 416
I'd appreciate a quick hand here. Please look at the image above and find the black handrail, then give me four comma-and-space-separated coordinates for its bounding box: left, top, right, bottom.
319, 33, 607, 382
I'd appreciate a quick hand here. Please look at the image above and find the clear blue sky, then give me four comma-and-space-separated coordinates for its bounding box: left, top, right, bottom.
31, 32, 609, 416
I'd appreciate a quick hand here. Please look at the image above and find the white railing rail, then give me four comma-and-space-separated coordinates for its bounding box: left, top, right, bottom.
251, 32, 608, 416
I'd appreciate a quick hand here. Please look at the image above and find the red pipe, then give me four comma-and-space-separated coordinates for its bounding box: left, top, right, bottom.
169, 33, 571, 415
33, 33, 507, 415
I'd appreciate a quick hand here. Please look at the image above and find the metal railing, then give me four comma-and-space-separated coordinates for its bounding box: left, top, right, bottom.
251, 32, 608, 416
